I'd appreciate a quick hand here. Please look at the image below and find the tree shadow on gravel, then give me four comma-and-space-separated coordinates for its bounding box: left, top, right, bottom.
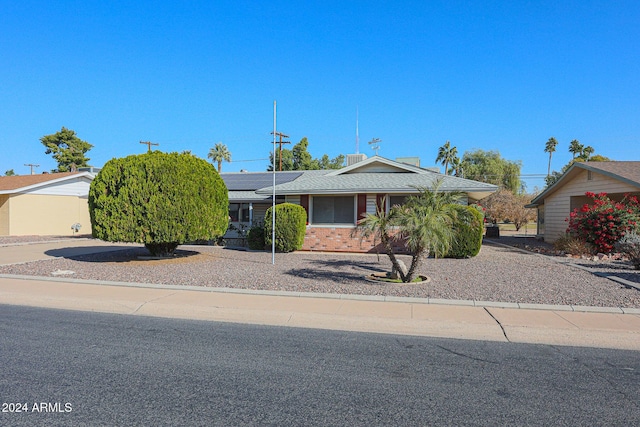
284, 268, 361, 283
44, 247, 200, 263
284, 258, 388, 283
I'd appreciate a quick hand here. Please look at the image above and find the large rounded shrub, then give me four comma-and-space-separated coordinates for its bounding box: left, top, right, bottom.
264, 203, 307, 252
446, 204, 484, 258
89, 151, 228, 256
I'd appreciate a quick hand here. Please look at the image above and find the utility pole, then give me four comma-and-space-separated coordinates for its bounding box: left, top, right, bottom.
270, 131, 290, 171
24, 163, 40, 175
140, 140, 159, 152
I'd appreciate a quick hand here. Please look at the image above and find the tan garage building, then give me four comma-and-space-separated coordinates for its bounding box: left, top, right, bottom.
0, 172, 94, 236
527, 161, 640, 243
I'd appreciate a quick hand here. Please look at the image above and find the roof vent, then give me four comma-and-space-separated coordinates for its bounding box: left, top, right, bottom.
396, 157, 420, 167
347, 153, 367, 166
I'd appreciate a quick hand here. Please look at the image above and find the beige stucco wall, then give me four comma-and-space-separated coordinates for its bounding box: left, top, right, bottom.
0, 195, 9, 236
5, 194, 92, 236
543, 169, 639, 242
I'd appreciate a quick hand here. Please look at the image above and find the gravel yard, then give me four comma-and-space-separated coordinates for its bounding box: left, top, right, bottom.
1, 236, 639, 308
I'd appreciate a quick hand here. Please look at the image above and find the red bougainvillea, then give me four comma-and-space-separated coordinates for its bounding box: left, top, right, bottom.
566, 192, 640, 253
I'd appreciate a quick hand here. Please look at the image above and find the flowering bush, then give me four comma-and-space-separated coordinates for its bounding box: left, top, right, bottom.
566, 192, 640, 253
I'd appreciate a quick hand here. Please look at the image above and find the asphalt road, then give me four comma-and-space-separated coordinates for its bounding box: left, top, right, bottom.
1, 305, 639, 426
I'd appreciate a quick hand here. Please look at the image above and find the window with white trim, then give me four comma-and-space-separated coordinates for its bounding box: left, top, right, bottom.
388, 195, 409, 208
229, 203, 250, 222
311, 196, 355, 224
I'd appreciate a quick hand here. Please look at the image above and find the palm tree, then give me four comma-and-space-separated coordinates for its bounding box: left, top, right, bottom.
353, 198, 408, 280
396, 184, 463, 281
449, 155, 463, 176
436, 141, 458, 175
544, 137, 558, 177
580, 145, 595, 161
355, 180, 463, 282
569, 140, 583, 160
208, 143, 231, 172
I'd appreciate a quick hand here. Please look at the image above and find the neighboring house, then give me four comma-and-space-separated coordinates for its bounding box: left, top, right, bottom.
221, 156, 497, 252
527, 161, 640, 243
0, 172, 94, 236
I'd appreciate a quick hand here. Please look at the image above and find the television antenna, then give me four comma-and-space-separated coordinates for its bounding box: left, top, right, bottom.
368, 138, 381, 155
355, 107, 359, 154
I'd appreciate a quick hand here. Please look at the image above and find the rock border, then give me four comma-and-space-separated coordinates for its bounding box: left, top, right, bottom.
364, 272, 431, 284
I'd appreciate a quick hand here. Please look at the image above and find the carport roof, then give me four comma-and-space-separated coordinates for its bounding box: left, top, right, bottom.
0, 172, 91, 194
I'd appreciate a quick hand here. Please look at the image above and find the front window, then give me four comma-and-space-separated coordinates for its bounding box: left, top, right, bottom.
312, 196, 354, 224
389, 195, 409, 208
229, 203, 250, 222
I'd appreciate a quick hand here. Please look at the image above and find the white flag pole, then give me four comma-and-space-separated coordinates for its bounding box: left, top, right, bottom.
272, 101, 276, 265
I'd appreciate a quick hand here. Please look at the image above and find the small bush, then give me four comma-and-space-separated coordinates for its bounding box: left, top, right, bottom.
553, 234, 594, 256
264, 203, 307, 252
247, 222, 266, 250
446, 204, 484, 258
615, 231, 640, 269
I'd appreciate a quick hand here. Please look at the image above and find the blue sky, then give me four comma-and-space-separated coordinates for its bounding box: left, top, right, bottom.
2, 1, 639, 190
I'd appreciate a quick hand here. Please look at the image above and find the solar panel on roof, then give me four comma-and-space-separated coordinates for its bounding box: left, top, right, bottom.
221, 172, 303, 190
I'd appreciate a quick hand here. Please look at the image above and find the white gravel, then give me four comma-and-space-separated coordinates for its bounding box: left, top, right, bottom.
0, 237, 638, 308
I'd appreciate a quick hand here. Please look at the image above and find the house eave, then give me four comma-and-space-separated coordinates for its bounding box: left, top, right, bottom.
0, 172, 93, 195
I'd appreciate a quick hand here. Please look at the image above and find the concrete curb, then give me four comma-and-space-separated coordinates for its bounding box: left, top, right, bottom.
2, 273, 638, 315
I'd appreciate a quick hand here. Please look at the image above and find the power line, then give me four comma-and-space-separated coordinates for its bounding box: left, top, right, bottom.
229, 158, 269, 163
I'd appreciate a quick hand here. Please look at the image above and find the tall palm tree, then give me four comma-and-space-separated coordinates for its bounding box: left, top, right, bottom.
449, 155, 463, 176
435, 141, 458, 175
544, 137, 558, 177
569, 139, 583, 160
208, 143, 231, 172
580, 145, 595, 161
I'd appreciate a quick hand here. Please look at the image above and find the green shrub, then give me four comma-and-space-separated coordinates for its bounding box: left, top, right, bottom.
614, 231, 640, 269
445, 204, 484, 258
264, 203, 307, 252
247, 222, 266, 250
89, 151, 228, 257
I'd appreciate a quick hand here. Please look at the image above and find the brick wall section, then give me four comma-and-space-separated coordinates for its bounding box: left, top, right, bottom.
302, 227, 409, 253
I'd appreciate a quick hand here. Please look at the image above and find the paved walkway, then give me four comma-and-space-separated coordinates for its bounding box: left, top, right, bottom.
1, 240, 639, 350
